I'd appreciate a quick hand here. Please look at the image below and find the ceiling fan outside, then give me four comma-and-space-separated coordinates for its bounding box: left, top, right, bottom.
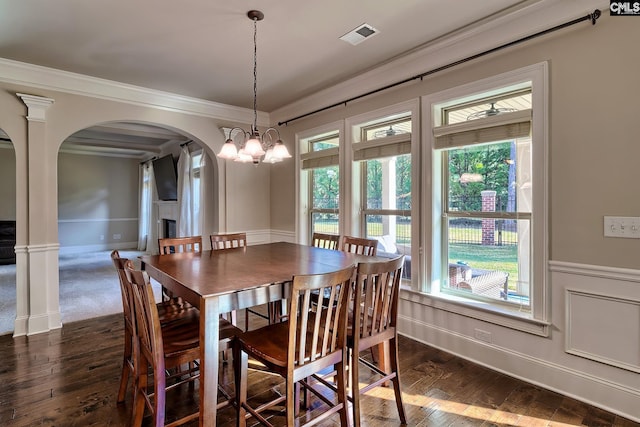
466, 102, 517, 121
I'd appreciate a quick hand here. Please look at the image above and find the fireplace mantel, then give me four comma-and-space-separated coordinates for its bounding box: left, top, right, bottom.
155, 200, 178, 222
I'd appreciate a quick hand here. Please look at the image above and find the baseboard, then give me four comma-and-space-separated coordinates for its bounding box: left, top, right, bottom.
59, 241, 137, 255
398, 315, 640, 423
269, 229, 296, 243
13, 315, 28, 337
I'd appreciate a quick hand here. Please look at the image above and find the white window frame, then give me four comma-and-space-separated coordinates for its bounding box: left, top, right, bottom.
346, 100, 420, 287
421, 62, 549, 335
296, 121, 344, 245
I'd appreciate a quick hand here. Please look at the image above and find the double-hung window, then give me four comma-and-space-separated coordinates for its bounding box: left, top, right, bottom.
354, 116, 413, 278
348, 100, 419, 282
428, 63, 548, 328
300, 131, 340, 237
191, 151, 202, 235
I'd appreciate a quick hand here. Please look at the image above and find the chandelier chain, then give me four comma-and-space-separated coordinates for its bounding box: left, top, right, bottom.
253, 16, 258, 132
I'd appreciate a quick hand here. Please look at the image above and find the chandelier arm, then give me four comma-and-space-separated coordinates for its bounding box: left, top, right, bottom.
226, 127, 251, 145
262, 127, 282, 148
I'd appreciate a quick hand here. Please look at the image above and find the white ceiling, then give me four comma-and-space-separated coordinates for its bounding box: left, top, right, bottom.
0, 0, 595, 156
0, 0, 533, 112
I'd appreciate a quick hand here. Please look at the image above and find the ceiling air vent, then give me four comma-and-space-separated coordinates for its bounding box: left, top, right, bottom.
339, 23, 379, 46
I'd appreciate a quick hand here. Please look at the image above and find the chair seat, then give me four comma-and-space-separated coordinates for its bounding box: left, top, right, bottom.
157, 298, 198, 324
237, 311, 332, 370
160, 317, 201, 361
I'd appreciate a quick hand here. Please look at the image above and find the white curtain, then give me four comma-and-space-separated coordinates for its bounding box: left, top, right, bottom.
137, 162, 155, 251
198, 152, 212, 239
177, 146, 197, 237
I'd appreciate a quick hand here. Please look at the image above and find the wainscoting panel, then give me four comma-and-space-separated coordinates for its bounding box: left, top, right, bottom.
397, 261, 640, 422
566, 289, 640, 373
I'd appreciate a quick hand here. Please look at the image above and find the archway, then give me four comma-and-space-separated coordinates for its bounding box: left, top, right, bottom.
56, 121, 217, 323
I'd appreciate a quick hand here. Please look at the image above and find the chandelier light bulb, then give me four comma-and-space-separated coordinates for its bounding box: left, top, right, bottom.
217, 139, 239, 159
272, 140, 291, 159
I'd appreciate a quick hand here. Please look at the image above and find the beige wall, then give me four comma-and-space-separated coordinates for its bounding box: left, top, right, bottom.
272, 13, 640, 269
58, 152, 139, 247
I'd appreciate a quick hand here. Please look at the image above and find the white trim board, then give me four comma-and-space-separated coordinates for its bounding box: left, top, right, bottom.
0, 57, 270, 127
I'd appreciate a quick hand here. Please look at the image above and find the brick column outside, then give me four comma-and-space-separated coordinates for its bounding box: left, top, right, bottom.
481, 190, 496, 246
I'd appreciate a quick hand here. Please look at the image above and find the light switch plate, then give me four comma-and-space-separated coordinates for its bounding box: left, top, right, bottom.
603, 216, 640, 238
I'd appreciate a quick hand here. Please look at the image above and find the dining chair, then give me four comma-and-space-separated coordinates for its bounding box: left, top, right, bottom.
209, 232, 247, 250
233, 265, 355, 427
211, 232, 274, 331
158, 235, 203, 254
125, 262, 241, 427
110, 250, 199, 404
158, 236, 202, 300
348, 255, 406, 426
309, 256, 406, 425
311, 232, 340, 250
340, 235, 378, 256
311, 235, 377, 313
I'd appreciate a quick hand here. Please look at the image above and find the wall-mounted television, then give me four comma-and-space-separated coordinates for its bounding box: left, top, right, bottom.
152, 154, 178, 201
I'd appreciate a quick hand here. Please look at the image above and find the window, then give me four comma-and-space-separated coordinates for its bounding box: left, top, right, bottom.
138, 162, 154, 250
300, 131, 340, 238
310, 165, 339, 234
350, 105, 417, 282
427, 63, 548, 329
360, 118, 412, 273
191, 152, 202, 235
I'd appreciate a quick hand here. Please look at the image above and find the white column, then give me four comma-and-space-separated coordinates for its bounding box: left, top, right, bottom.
17, 93, 60, 336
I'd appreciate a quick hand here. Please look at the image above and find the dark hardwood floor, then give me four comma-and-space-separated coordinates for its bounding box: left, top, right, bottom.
0, 312, 637, 427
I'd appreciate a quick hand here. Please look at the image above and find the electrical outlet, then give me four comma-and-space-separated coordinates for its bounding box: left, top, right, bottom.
113, 233, 121, 240
99, 234, 104, 241
475, 328, 492, 343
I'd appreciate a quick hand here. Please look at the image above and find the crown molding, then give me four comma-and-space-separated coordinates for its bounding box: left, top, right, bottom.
0, 57, 270, 127
271, 0, 607, 125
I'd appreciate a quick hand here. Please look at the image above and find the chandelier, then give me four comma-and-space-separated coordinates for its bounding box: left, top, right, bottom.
217, 10, 291, 165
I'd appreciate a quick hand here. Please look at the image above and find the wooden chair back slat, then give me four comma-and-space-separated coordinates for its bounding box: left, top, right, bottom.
287, 265, 355, 369
110, 250, 135, 333
354, 256, 404, 340
125, 264, 166, 376
210, 233, 247, 250
311, 232, 340, 250
158, 236, 202, 254
340, 235, 378, 256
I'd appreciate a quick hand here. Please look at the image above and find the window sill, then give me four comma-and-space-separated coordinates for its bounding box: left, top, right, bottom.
399, 288, 550, 337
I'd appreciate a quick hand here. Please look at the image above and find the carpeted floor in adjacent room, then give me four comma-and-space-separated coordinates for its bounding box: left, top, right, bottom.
0, 249, 155, 336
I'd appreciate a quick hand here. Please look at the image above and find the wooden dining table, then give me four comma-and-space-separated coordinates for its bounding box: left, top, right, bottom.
140, 241, 382, 427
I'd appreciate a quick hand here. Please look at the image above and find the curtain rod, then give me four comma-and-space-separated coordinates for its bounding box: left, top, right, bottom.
278, 9, 601, 127
140, 156, 157, 165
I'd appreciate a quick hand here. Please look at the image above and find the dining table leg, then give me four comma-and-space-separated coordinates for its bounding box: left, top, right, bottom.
200, 296, 220, 427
